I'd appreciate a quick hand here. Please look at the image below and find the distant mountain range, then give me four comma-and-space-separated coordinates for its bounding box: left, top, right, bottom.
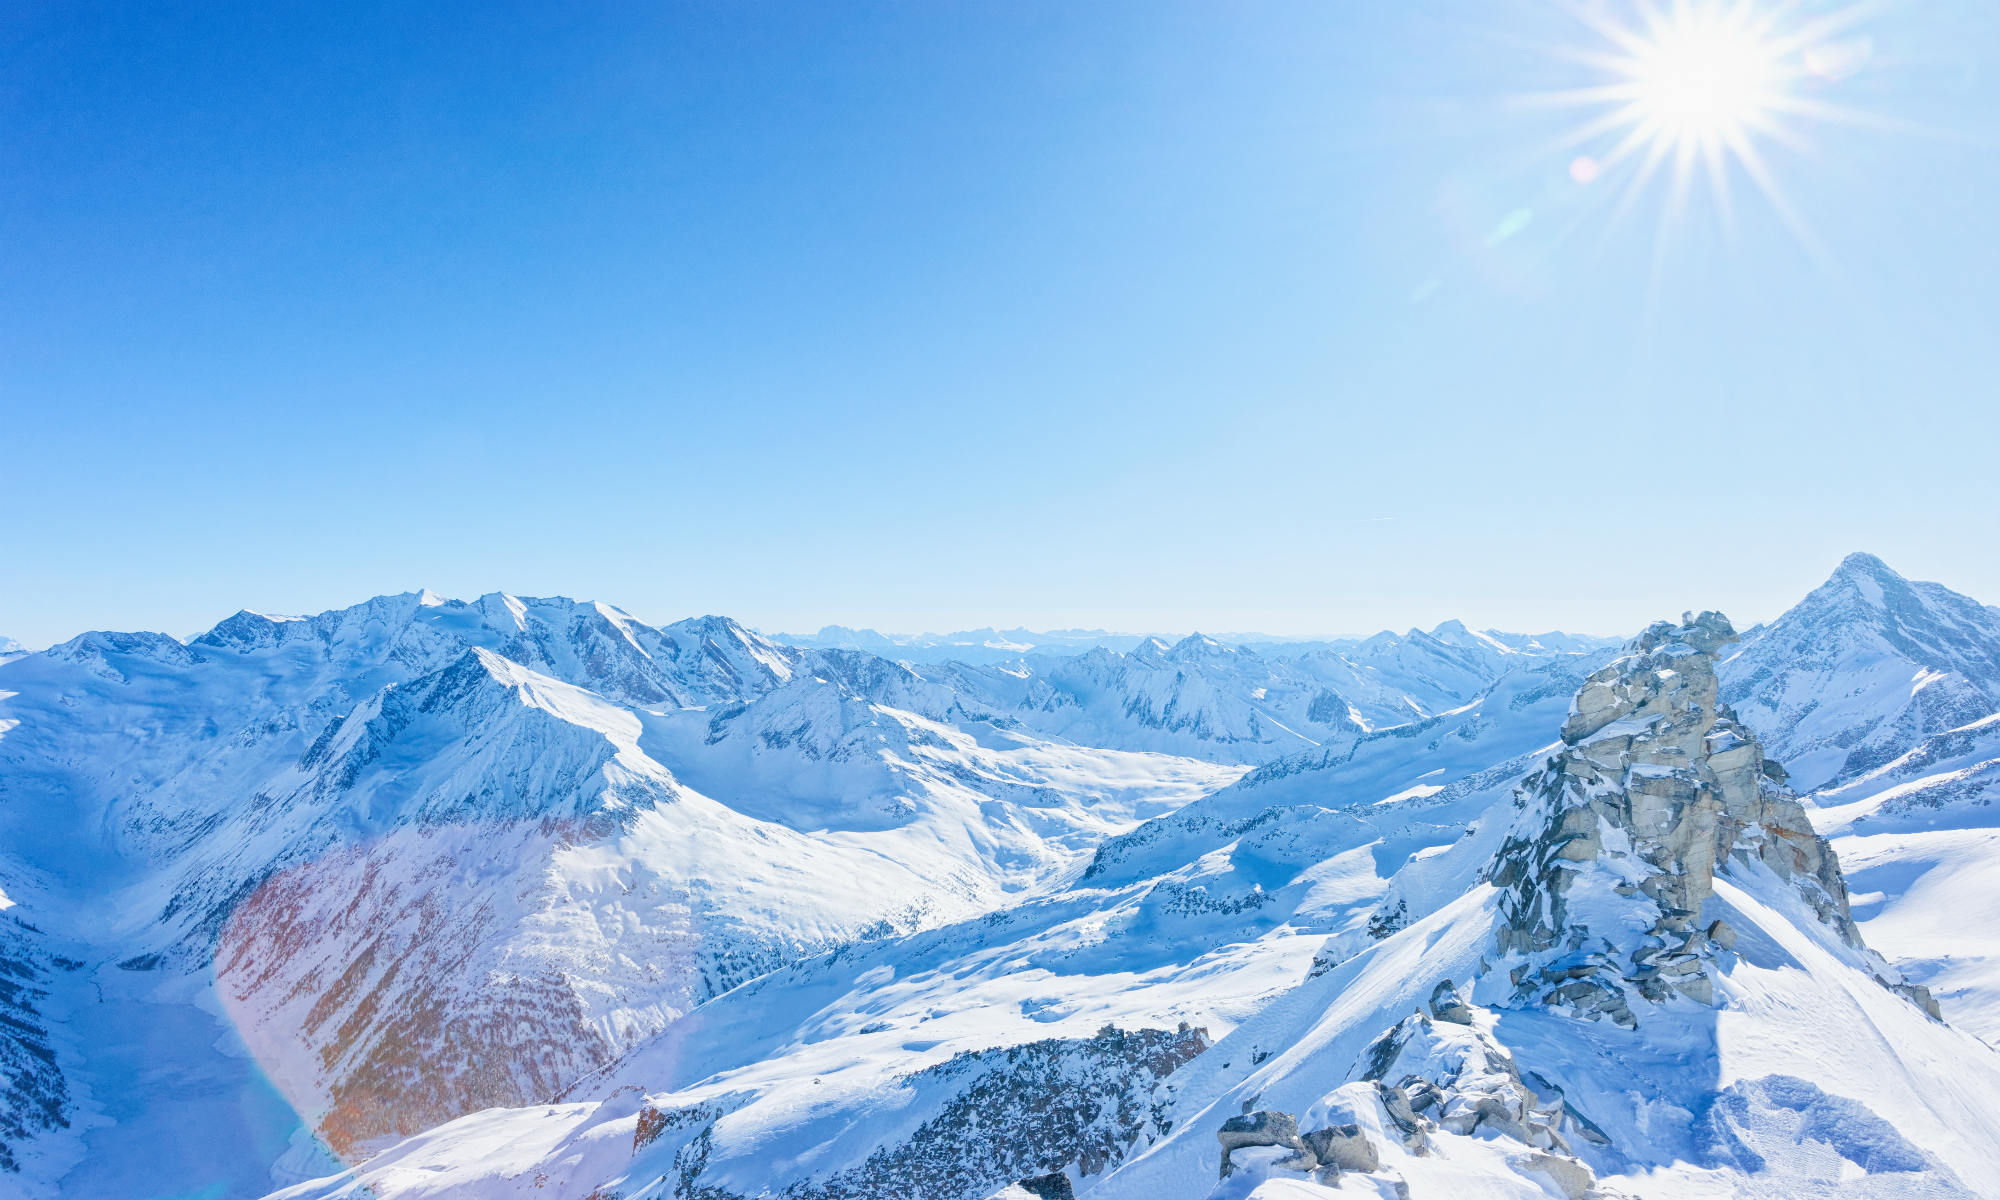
769, 622, 1622, 665
771, 624, 1154, 661
2, 554, 1998, 1199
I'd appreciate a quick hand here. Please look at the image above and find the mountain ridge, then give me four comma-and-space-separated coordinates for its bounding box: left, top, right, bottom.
4, 555, 1999, 1198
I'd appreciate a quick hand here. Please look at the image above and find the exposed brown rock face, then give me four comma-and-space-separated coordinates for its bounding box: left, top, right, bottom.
216, 832, 621, 1158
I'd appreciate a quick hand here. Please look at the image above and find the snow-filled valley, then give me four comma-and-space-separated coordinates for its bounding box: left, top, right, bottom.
4, 552, 2000, 1200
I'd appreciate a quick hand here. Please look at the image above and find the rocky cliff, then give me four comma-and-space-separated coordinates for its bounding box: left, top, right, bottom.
1488, 611, 1925, 1023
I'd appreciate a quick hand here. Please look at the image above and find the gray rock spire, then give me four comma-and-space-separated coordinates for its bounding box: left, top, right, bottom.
1486, 611, 1936, 1023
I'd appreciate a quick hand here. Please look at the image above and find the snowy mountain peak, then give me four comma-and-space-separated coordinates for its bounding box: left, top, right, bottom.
670, 612, 763, 642
290, 643, 668, 834
1426, 618, 1522, 657
1808, 550, 1939, 615
14, 573, 2000, 1200
1804, 552, 2000, 638
193, 608, 301, 650
45, 627, 198, 671
1164, 632, 1243, 662
1425, 618, 1478, 640
1832, 549, 1898, 586
1721, 553, 2000, 790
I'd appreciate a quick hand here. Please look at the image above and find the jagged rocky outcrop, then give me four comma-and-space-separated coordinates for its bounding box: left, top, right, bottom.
1486, 611, 1936, 1021
1210, 1012, 1607, 1197
1359, 1011, 1607, 1159
986, 1171, 1076, 1200
653, 1025, 1208, 1200
1215, 1109, 1312, 1177
0, 909, 69, 1177
1173, 613, 1965, 1200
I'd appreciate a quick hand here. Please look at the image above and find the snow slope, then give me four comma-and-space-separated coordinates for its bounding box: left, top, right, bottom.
265, 610, 2000, 1200
7, 560, 1999, 1200
0, 592, 1236, 1194
251, 636, 1619, 1200
1092, 613, 1998, 1200
1713, 554, 2000, 1045
1808, 712, 2000, 1043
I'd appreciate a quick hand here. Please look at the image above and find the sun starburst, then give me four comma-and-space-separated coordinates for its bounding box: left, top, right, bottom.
1535, 0, 1877, 246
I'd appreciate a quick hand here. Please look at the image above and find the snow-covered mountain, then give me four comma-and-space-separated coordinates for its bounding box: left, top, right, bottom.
1721, 552, 2000, 792
772, 625, 1155, 663
774, 623, 1621, 673
0, 592, 1237, 1191
906, 627, 1612, 765
1089, 615, 1991, 1200
1709, 553, 2000, 1063
245, 642, 1601, 1200
262, 611, 2000, 1200
6, 559, 2000, 1200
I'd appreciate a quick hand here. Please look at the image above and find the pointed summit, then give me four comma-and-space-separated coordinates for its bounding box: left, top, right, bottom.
1822, 550, 1909, 609
1722, 554, 2000, 789
1835, 549, 1895, 576
192, 609, 291, 650
1166, 632, 1243, 662
1427, 618, 1521, 657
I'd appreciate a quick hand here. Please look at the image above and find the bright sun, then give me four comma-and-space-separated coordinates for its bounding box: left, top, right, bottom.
1541, 0, 1873, 240
1623, 5, 1781, 141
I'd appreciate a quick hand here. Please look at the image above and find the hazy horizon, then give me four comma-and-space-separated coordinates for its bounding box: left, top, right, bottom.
6, 547, 1972, 652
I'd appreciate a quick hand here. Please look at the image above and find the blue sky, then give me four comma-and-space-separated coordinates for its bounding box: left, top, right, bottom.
5, 1, 1997, 647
